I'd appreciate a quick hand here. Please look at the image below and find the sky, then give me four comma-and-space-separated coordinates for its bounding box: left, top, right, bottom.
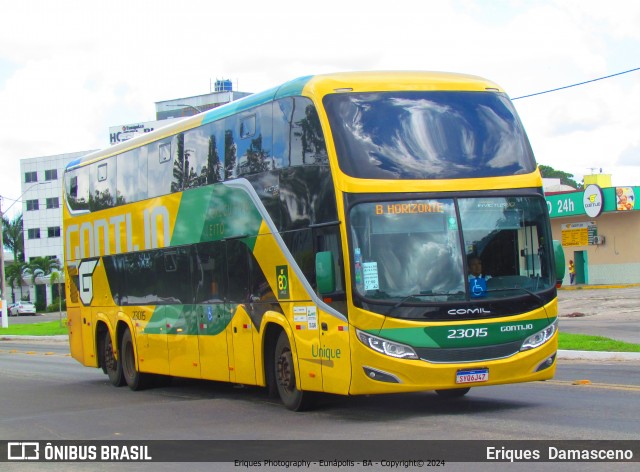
1, 0, 639, 217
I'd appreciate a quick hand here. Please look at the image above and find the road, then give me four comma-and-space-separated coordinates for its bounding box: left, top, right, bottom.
0, 338, 639, 472
1, 288, 638, 470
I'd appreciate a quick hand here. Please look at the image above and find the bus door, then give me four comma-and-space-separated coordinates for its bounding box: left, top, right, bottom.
156, 248, 201, 379
225, 239, 258, 385
315, 226, 351, 395
193, 241, 230, 382
166, 305, 201, 379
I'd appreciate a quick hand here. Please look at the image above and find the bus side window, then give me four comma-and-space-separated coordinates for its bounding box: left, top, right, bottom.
223, 125, 237, 181
315, 226, 344, 294
65, 167, 90, 211
225, 240, 250, 303
273, 97, 293, 168
148, 138, 173, 198
237, 104, 273, 177
193, 241, 227, 304
158, 247, 192, 304
291, 97, 327, 166
117, 148, 148, 205
89, 156, 117, 211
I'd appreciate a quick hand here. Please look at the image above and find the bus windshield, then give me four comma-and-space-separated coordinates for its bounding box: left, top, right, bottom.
324, 91, 536, 179
349, 196, 555, 317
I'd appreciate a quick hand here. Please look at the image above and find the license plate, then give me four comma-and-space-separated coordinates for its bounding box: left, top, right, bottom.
456, 368, 489, 384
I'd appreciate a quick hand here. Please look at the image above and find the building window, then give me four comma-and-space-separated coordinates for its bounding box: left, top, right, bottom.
45, 169, 58, 181
28, 228, 41, 239
46, 197, 60, 209
48, 226, 61, 238
26, 199, 39, 211
25, 171, 38, 183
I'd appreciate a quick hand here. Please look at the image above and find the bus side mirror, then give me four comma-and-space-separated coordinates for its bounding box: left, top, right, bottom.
553, 240, 565, 287
316, 251, 336, 294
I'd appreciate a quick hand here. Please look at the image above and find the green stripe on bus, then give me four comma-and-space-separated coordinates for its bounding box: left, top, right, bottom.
170, 184, 263, 248
375, 318, 555, 349
143, 304, 234, 336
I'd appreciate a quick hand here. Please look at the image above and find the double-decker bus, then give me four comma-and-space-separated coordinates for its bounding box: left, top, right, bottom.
64, 71, 561, 410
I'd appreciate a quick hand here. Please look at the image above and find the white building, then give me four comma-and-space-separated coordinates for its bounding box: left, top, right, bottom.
17, 150, 95, 306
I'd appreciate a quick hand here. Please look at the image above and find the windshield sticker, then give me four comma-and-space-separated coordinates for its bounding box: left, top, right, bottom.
276, 265, 290, 299
307, 306, 318, 330
363, 262, 380, 291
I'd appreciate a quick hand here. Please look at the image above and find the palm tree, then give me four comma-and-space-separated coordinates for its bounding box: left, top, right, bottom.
2, 214, 25, 264
24, 257, 61, 309
49, 268, 64, 326
25, 256, 61, 282
5, 261, 28, 303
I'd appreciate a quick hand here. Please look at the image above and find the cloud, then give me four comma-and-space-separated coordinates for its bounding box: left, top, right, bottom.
618, 143, 640, 166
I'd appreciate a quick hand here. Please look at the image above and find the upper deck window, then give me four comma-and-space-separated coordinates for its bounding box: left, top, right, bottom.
324, 91, 536, 180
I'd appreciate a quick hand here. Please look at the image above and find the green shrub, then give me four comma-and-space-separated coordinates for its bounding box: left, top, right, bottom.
46, 298, 67, 312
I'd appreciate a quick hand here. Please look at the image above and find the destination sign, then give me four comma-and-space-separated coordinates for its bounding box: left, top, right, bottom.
375, 202, 444, 215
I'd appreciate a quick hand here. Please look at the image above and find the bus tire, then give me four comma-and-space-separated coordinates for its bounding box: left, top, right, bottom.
274, 331, 314, 411
103, 330, 125, 387
121, 328, 151, 391
435, 387, 471, 398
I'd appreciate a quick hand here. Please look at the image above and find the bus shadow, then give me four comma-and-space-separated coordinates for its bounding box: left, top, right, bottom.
139, 377, 537, 421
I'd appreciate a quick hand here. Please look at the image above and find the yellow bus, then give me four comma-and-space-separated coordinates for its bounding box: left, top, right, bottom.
64, 71, 561, 410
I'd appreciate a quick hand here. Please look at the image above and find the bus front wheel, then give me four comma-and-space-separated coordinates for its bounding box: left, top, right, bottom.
274, 331, 314, 411
103, 330, 125, 387
121, 328, 151, 391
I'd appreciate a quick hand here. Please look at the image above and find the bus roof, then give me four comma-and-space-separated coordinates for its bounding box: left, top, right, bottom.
66, 71, 503, 171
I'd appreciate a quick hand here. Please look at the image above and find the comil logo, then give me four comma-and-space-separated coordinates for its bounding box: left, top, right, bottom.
8, 442, 40, 460
583, 184, 604, 218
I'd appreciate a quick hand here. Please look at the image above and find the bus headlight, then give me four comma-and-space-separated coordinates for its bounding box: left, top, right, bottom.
356, 329, 419, 359
521, 319, 558, 351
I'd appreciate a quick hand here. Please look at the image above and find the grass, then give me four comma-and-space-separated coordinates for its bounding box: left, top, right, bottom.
558, 332, 640, 352
2, 320, 640, 352
0, 319, 68, 336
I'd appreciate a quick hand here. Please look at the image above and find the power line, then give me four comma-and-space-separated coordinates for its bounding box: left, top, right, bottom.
512, 67, 640, 100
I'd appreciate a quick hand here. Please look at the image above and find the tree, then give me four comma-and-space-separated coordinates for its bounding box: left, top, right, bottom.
49, 268, 64, 326
24, 257, 61, 311
4, 261, 28, 303
2, 214, 25, 263
24, 256, 61, 284
539, 165, 581, 190
224, 130, 237, 180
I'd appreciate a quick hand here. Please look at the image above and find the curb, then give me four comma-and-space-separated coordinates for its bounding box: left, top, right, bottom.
0, 335, 69, 342
557, 349, 640, 361
559, 283, 640, 290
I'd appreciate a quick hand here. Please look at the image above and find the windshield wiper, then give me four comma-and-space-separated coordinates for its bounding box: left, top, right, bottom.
485, 287, 544, 304
385, 293, 443, 317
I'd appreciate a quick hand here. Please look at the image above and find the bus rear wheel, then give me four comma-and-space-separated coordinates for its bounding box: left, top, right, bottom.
274, 331, 314, 411
435, 387, 471, 398
121, 328, 151, 391
103, 330, 125, 387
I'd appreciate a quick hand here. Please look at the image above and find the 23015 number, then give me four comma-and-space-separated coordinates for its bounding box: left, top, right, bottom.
447, 327, 488, 339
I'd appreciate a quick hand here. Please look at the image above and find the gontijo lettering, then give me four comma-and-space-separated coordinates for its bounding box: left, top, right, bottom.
65, 206, 170, 258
